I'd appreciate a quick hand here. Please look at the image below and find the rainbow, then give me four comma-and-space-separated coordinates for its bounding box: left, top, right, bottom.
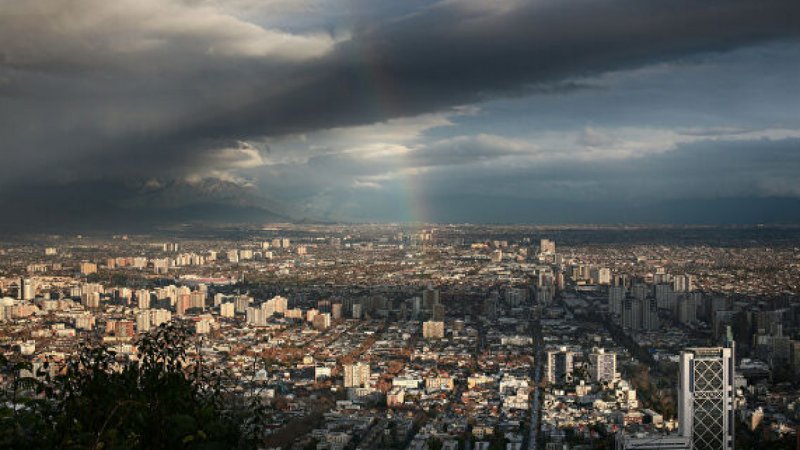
352, 38, 431, 224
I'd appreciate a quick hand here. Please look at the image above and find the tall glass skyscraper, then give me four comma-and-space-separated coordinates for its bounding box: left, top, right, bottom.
678, 343, 735, 450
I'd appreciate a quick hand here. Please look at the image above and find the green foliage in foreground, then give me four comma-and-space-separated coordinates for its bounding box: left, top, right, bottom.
0, 324, 249, 449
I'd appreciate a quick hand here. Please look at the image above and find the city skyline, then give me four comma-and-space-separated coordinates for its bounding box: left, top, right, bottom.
1, 1, 800, 229
0, 225, 799, 448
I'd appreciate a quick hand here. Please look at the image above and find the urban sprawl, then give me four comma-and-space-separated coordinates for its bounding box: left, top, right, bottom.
1, 224, 799, 450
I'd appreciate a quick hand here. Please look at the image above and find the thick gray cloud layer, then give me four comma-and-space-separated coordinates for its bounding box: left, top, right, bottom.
1, 0, 799, 227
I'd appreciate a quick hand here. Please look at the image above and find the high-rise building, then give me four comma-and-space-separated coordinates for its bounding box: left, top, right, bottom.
351, 303, 362, 319
642, 298, 659, 330
80, 262, 98, 276
343, 362, 370, 388
504, 288, 526, 307
422, 286, 439, 310
153, 258, 170, 274
313, 312, 331, 330
536, 285, 554, 306
655, 284, 675, 310
81, 292, 101, 309
106, 320, 135, 338
673, 274, 694, 293
284, 308, 303, 319
317, 299, 331, 313
790, 340, 800, 378
246, 306, 266, 326
678, 344, 735, 450
18, 278, 35, 301
539, 239, 556, 255
631, 283, 648, 301
596, 267, 612, 285
234, 295, 251, 313
271, 295, 288, 314
189, 291, 205, 310
589, 348, 617, 383
331, 303, 342, 320
213, 293, 225, 307
75, 314, 95, 330
678, 293, 700, 325
117, 287, 132, 305
622, 298, 641, 329
150, 309, 172, 328
194, 316, 213, 334
261, 299, 276, 317
219, 302, 235, 318
136, 310, 151, 332
422, 320, 444, 339
482, 295, 498, 319
546, 347, 574, 384
432, 303, 445, 321
136, 289, 151, 309
176, 294, 190, 316
608, 285, 625, 316
623, 297, 659, 331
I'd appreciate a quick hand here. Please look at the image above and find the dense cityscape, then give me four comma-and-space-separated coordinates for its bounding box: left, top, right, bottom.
1, 225, 798, 449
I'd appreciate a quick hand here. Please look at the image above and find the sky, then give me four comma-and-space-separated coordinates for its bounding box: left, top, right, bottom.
1, 0, 800, 228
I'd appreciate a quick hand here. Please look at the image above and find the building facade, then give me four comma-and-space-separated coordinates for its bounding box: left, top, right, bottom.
678, 345, 735, 450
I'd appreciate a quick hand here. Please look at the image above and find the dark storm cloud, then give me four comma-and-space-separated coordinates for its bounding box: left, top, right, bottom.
1, 0, 799, 186
420, 137, 800, 201
289, 136, 800, 223
192, 0, 800, 151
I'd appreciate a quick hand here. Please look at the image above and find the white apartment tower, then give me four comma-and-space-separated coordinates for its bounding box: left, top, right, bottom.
674, 274, 694, 293
136, 289, 151, 309
546, 347, 575, 384
136, 310, 151, 332
219, 302, 235, 318
343, 362, 370, 388
596, 267, 612, 285
19, 278, 35, 301
589, 348, 617, 383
